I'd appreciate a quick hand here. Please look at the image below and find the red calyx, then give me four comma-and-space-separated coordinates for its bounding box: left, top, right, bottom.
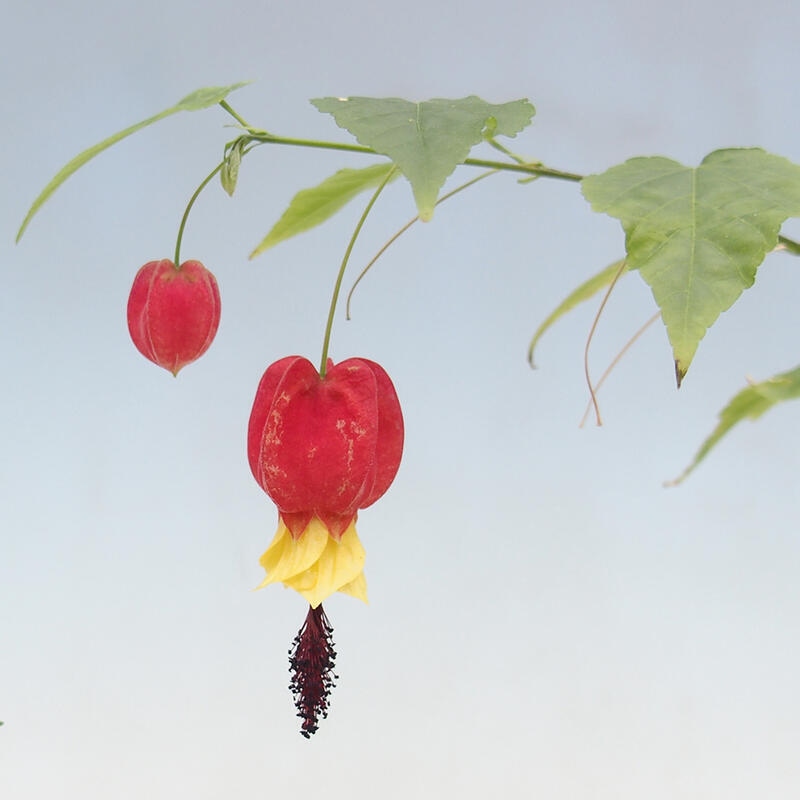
247, 356, 404, 539
127, 259, 221, 375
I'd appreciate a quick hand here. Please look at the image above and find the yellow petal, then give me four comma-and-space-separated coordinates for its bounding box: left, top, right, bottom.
257, 516, 328, 586
338, 571, 368, 603
257, 517, 368, 607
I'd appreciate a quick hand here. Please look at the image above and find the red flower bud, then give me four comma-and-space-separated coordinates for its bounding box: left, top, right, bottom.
127, 259, 221, 375
248, 356, 404, 541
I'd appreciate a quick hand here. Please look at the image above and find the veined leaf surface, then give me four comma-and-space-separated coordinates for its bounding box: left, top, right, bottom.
311, 96, 534, 221
582, 149, 800, 385
249, 163, 398, 257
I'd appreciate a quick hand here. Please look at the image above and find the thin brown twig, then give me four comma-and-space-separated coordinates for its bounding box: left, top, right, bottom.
583, 259, 629, 426
579, 311, 662, 428
345, 218, 416, 319
345, 170, 498, 319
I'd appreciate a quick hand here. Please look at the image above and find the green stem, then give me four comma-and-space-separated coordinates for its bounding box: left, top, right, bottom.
174, 161, 225, 268
318, 167, 397, 376
218, 100, 254, 130
464, 157, 582, 182
244, 131, 583, 182
251, 133, 375, 156
215, 100, 583, 181
486, 137, 527, 165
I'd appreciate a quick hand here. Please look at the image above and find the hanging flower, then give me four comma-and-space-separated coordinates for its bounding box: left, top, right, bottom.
248, 355, 404, 605
127, 259, 221, 375
248, 355, 403, 736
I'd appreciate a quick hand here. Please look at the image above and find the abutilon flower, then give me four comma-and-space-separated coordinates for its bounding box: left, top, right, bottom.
127, 259, 221, 375
248, 355, 403, 736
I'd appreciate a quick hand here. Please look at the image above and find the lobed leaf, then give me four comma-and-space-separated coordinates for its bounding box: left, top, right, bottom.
528, 259, 629, 367
669, 365, 800, 485
249, 163, 398, 257
581, 149, 800, 385
16, 81, 249, 242
311, 96, 534, 221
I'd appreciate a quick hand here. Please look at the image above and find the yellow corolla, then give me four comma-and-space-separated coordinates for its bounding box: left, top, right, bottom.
258, 515, 368, 608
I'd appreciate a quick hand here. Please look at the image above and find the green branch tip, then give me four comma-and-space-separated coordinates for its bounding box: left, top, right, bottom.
16, 81, 248, 242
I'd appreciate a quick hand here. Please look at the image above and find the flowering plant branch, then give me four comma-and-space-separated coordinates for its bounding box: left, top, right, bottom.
16, 81, 800, 733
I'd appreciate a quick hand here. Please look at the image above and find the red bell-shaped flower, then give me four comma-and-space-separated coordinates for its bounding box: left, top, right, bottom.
127, 259, 221, 375
248, 356, 403, 607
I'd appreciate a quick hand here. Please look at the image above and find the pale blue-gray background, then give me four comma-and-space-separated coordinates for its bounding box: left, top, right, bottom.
3, 1, 800, 797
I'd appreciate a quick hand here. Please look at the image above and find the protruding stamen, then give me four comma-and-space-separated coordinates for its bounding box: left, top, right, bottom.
288, 604, 338, 738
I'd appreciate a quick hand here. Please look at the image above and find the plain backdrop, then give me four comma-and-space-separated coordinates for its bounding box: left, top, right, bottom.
3, 1, 800, 798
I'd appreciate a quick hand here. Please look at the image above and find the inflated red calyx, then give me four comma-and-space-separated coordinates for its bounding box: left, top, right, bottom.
126, 259, 221, 375
247, 355, 404, 540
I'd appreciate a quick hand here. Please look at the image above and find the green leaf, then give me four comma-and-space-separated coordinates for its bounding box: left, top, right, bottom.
249, 163, 398, 258
669, 365, 800, 485
311, 96, 535, 221
16, 81, 249, 242
581, 149, 800, 385
528, 259, 629, 367
173, 82, 250, 111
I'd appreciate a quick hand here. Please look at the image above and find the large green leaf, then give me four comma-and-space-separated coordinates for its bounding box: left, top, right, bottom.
528, 259, 629, 367
669, 365, 800, 485
581, 149, 800, 385
16, 81, 248, 242
311, 96, 535, 221
249, 163, 398, 258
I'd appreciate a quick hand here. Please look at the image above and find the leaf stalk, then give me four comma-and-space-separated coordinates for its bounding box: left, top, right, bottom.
318, 167, 397, 377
